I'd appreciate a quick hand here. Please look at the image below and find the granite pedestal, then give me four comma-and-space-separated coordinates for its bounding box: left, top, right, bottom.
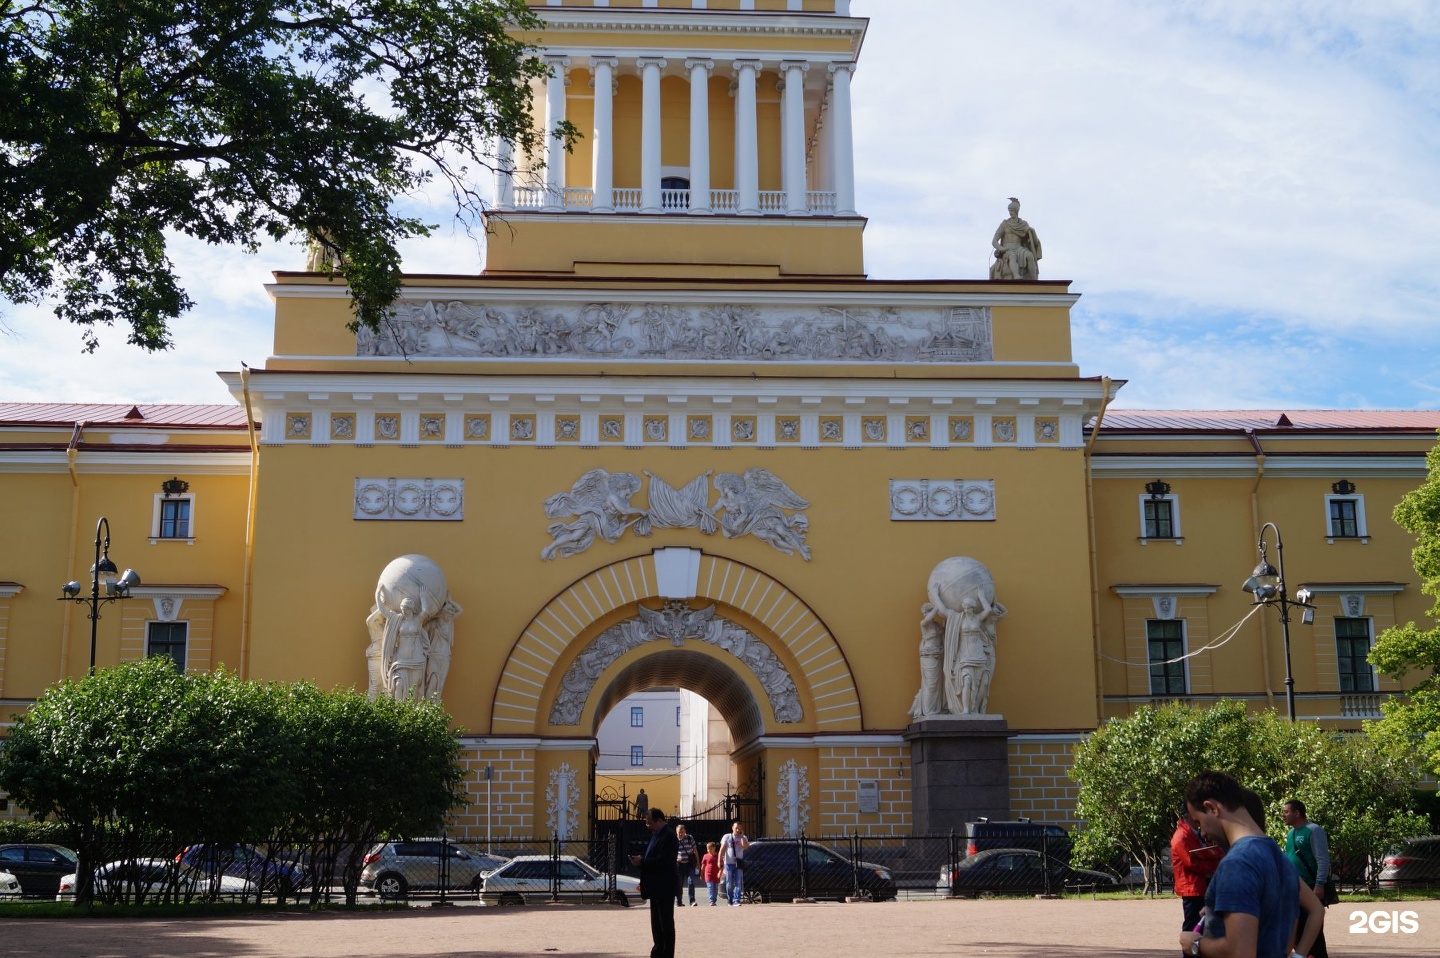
905, 716, 1014, 834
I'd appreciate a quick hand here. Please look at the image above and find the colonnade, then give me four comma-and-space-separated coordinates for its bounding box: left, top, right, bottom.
497, 56, 857, 217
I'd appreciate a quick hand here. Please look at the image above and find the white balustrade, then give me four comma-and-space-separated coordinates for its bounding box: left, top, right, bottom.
711, 190, 738, 212
661, 189, 690, 211
758, 191, 786, 213
1341, 693, 1383, 718
613, 188, 643, 211
808, 191, 837, 213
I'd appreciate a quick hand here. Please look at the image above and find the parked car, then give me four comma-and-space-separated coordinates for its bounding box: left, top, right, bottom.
0, 869, 21, 897
360, 839, 509, 899
938, 847, 1120, 897
176, 843, 307, 895
1379, 836, 1440, 888
57, 858, 256, 901
478, 855, 641, 906
0, 843, 79, 898
740, 839, 897, 903
963, 821, 1071, 858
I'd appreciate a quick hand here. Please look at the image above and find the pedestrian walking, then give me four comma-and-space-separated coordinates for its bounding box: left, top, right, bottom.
675, 824, 699, 906
718, 820, 750, 906
630, 807, 679, 958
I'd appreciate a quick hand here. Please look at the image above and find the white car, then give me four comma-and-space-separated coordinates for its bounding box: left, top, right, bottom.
479, 855, 642, 906
0, 869, 20, 897
57, 858, 257, 901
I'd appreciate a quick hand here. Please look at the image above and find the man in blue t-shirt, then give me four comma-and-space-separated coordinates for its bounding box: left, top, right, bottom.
1179, 771, 1299, 958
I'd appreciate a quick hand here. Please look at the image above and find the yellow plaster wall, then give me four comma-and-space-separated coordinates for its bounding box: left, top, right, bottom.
1008, 736, 1082, 827
244, 440, 1099, 737
450, 745, 537, 840
0, 470, 249, 696
595, 772, 681, 817
816, 745, 911, 835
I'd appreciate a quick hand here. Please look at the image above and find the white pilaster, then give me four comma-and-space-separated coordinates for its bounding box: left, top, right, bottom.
590, 57, 618, 212
733, 59, 761, 215
544, 56, 571, 210
495, 138, 514, 208
828, 62, 857, 216
686, 58, 714, 214
781, 60, 809, 214
638, 57, 667, 213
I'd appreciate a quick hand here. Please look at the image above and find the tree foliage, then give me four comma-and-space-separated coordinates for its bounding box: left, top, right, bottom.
1070, 700, 1422, 891
1, 0, 563, 350
1369, 435, 1440, 777
0, 658, 467, 904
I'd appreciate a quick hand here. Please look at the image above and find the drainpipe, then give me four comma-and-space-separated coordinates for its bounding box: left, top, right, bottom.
1247, 430, 1276, 710
57, 422, 87, 677
240, 365, 260, 679
1085, 378, 1114, 723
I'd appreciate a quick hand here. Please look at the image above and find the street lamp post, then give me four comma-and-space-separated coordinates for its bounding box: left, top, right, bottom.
1241, 521, 1314, 722
58, 516, 141, 672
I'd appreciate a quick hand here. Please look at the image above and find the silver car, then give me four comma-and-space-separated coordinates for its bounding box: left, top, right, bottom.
56, 858, 256, 901
0, 869, 20, 897
479, 855, 641, 907
360, 840, 508, 899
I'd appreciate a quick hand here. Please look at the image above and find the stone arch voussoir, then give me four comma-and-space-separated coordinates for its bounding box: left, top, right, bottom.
490, 550, 861, 735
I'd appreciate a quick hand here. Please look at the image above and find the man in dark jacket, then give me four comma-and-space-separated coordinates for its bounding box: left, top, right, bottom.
631, 807, 679, 958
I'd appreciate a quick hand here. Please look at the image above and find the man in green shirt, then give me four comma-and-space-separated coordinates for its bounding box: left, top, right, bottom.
1282, 799, 1331, 958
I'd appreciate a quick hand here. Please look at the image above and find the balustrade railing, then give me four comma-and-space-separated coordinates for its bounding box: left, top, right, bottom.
505, 186, 837, 215
1341, 693, 1383, 718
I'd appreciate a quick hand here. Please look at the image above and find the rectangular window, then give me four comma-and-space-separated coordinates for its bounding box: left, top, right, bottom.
1336, 618, 1375, 692
676, 744, 681, 766
1143, 499, 1175, 539
158, 498, 192, 539
1329, 499, 1360, 538
630, 706, 644, 727
630, 745, 643, 766
676, 705, 682, 727
1147, 620, 1186, 695
146, 621, 188, 672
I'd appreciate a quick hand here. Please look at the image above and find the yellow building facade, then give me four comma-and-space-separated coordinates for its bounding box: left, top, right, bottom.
1, 2, 1436, 837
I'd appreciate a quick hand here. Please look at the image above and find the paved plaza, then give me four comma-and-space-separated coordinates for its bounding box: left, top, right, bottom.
3, 896, 1437, 958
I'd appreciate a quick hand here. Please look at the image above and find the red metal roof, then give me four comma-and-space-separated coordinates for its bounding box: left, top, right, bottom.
0, 403, 249, 429
1097, 410, 1440, 432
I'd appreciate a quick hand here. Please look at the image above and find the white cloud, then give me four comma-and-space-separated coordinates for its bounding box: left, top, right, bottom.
3, 1, 1436, 409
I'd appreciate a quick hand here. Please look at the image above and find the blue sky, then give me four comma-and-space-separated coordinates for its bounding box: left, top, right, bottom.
2, 0, 1437, 410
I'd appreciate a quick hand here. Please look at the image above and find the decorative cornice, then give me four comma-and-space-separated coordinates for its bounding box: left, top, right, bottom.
532, 9, 867, 48
0, 582, 24, 598
1090, 455, 1427, 479
0, 452, 252, 474
127, 585, 227, 600
265, 281, 1076, 310
1111, 584, 1220, 597
1297, 582, 1406, 595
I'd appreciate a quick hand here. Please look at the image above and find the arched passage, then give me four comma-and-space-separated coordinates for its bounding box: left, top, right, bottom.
490, 549, 862, 737
593, 648, 766, 746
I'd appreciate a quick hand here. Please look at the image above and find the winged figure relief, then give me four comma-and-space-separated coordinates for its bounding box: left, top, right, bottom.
540, 469, 647, 560
713, 468, 812, 560
636, 601, 718, 647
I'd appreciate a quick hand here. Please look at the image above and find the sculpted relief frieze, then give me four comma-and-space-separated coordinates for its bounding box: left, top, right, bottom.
542, 467, 811, 560
358, 301, 993, 364
548, 603, 802, 726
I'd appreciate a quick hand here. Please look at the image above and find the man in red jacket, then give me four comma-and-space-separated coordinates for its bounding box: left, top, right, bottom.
1172, 802, 1225, 931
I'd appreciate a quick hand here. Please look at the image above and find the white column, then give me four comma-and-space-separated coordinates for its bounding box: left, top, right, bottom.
781, 60, 809, 215
827, 61, 857, 216
686, 58, 714, 213
638, 57, 667, 213
544, 56, 571, 210
495, 137, 514, 208
733, 59, 760, 215
590, 57, 617, 212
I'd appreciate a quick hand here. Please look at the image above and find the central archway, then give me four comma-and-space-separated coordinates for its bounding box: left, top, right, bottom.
592, 648, 766, 745
490, 549, 862, 738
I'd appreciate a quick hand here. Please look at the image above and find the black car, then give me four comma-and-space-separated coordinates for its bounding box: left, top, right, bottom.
0, 843, 79, 898
963, 820, 1071, 858
939, 847, 1119, 898
740, 839, 896, 902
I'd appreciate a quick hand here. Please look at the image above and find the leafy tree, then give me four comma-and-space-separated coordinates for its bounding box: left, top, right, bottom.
1070, 700, 1422, 893
1369, 435, 1440, 777
1, 0, 567, 350
0, 660, 467, 906
0, 658, 290, 903
277, 682, 467, 905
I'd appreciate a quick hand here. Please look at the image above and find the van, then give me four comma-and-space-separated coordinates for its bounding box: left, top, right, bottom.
964, 820, 1070, 859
